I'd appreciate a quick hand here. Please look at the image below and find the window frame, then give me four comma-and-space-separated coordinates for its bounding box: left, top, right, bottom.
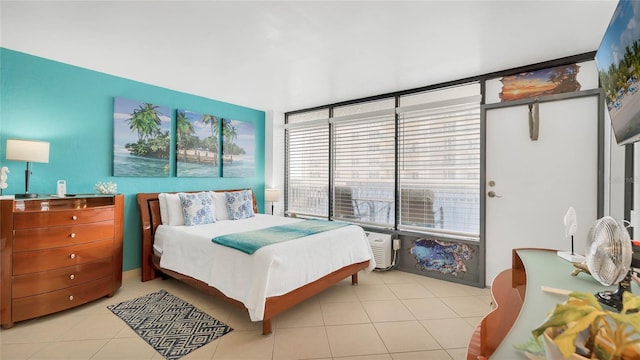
286, 84, 482, 240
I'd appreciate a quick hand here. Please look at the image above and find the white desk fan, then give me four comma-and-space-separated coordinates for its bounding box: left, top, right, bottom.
585, 216, 633, 311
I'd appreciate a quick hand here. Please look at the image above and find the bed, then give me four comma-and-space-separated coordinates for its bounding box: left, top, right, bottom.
136, 189, 374, 335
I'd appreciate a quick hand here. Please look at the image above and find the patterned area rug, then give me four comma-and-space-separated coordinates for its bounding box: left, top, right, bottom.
108, 289, 233, 360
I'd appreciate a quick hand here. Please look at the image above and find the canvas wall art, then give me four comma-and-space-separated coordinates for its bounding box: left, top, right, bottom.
113, 97, 171, 177
408, 238, 475, 277
499, 64, 581, 102
176, 110, 220, 177
221, 118, 255, 178
595, 0, 640, 145
394, 236, 480, 286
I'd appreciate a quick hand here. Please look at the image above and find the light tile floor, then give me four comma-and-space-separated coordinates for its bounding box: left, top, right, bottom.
0, 269, 492, 360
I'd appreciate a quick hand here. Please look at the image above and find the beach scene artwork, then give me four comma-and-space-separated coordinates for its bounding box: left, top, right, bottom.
113, 97, 171, 177
596, 0, 640, 145
222, 118, 255, 178
410, 238, 475, 278
499, 64, 581, 102
176, 110, 220, 177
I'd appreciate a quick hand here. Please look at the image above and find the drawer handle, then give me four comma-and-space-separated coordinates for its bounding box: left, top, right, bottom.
69, 253, 76, 259
69, 274, 75, 280
71, 215, 78, 220
70, 233, 76, 238
69, 295, 74, 301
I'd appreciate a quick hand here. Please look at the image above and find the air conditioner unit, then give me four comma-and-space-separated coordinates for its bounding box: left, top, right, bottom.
366, 232, 392, 269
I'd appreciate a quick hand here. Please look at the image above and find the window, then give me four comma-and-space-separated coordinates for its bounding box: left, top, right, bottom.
285, 83, 481, 240
332, 99, 396, 226
398, 84, 481, 238
285, 110, 329, 218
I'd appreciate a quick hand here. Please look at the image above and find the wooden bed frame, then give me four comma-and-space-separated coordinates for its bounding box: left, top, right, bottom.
136, 189, 370, 335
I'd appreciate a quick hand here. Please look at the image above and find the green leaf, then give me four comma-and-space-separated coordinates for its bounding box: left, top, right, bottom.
552, 311, 602, 358
568, 292, 604, 310
532, 302, 601, 338
514, 336, 545, 355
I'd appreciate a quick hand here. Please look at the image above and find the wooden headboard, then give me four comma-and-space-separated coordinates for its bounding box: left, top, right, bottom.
136, 189, 259, 281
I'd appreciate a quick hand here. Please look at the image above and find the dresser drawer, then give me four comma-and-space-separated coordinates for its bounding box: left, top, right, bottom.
14, 221, 114, 252
12, 276, 112, 323
13, 239, 113, 275
13, 207, 114, 229
12, 258, 112, 298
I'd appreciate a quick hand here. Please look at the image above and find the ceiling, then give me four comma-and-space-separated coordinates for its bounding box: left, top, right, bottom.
0, 1, 619, 113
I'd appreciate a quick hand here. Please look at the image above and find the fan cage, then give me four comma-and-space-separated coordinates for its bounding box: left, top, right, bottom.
585, 216, 632, 286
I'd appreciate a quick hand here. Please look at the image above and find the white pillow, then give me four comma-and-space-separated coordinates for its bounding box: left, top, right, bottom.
158, 193, 169, 225
179, 192, 216, 226
211, 191, 229, 221
165, 193, 186, 226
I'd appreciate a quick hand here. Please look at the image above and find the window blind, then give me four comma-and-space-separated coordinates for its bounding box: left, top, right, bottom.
331, 107, 396, 227
285, 114, 329, 218
397, 93, 481, 238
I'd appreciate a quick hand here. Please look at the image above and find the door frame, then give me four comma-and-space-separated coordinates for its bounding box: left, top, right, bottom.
479, 88, 604, 287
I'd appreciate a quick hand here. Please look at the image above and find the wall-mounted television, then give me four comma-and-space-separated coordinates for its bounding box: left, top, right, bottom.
595, 0, 640, 145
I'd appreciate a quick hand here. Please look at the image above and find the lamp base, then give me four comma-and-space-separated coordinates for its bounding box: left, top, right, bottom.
15, 193, 38, 199
557, 251, 585, 263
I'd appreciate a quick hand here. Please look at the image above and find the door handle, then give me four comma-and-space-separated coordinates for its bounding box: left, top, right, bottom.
488, 191, 502, 198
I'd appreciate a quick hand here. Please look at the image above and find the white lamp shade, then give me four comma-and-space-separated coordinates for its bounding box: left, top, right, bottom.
265, 188, 280, 202
6, 139, 50, 163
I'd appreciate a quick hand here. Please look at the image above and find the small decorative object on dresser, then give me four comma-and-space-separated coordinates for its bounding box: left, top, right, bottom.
0, 166, 9, 195
0, 194, 124, 328
95, 181, 118, 195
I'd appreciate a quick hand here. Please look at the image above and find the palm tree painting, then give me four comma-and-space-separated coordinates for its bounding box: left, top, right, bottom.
176, 109, 220, 177
113, 97, 171, 177
221, 118, 255, 178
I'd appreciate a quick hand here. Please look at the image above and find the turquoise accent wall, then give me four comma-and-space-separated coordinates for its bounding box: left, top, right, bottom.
0, 48, 266, 271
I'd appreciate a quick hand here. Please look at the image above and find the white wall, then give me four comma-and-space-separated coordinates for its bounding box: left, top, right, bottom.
264, 111, 285, 215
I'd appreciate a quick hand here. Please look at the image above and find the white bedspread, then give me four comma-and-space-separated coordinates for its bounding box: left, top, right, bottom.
155, 214, 375, 321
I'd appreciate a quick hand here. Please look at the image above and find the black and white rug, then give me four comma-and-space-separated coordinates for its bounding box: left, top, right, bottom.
107, 289, 233, 360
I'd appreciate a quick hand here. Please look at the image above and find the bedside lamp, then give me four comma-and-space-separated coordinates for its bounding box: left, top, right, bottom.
6, 139, 50, 198
265, 188, 280, 215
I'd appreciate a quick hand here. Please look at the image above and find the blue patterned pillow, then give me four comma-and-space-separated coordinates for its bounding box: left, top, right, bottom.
225, 190, 255, 220
179, 192, 216, 226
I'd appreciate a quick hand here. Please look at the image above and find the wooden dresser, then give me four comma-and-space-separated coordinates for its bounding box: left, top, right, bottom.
0, 194, 124, 328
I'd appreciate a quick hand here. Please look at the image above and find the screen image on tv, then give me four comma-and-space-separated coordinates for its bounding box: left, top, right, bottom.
595, 0, 640, 145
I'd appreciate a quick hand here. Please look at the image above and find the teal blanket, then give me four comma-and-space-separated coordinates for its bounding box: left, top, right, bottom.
212, 219, 350, 254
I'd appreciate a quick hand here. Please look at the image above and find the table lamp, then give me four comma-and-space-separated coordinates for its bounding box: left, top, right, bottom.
6, 139, 50, 198
265, 188, 280, 215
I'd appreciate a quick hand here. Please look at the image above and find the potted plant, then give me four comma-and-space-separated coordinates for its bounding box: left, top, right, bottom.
520, 291, 640, 360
